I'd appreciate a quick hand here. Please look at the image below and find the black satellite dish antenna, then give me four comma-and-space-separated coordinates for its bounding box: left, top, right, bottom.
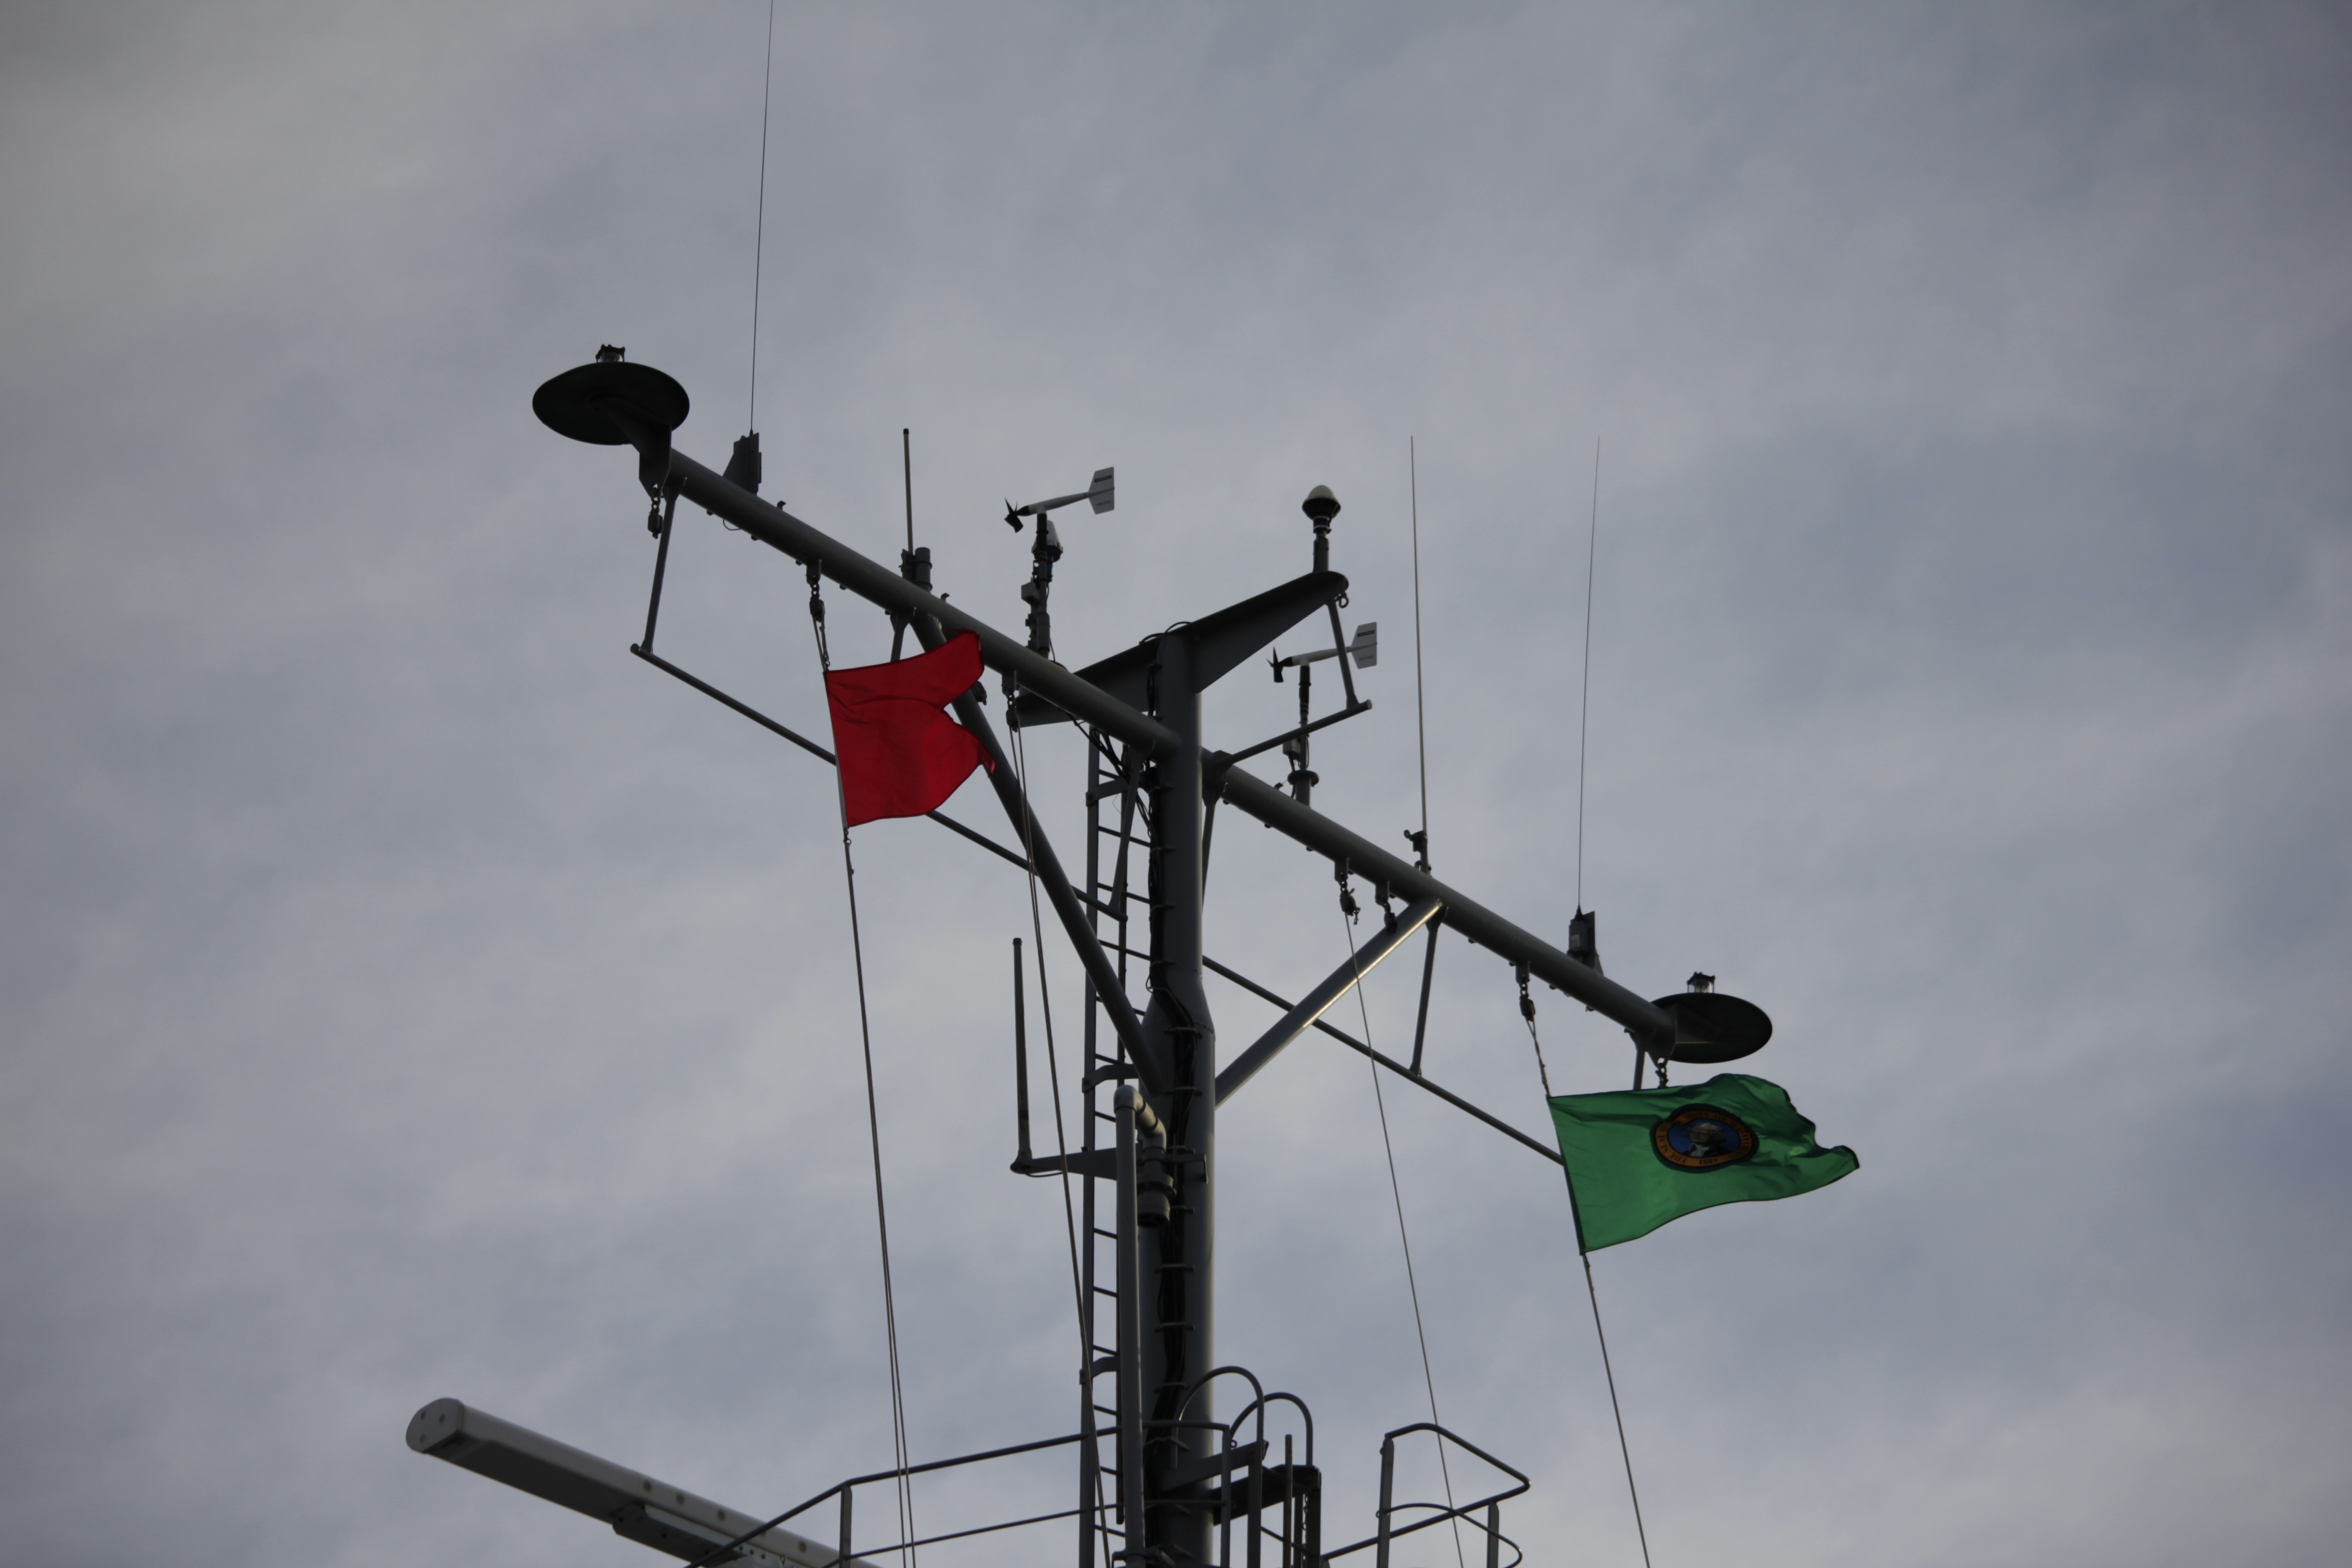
533, 346, 690, 509
1649, 976, 1773, 1065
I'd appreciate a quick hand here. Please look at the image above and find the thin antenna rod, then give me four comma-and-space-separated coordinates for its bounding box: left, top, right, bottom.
1410, 437, 1430, 844
1407, 437, 1440, 1074
1574, 437, 1600, 911
902, 428, 914, 554
745, 0, 777, 432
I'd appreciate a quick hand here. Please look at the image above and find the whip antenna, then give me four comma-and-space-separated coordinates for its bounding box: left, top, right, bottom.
1574, 438, 1600, 910
1411, 437, 1430, 845
1407, 438, 1441, 1072
745, 0, 776, 433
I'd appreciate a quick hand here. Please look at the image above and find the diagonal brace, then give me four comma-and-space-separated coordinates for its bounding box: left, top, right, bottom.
911, 615, 1167, 1095
1215, 897, 1442, 1104
1214, 763, 1675, 1048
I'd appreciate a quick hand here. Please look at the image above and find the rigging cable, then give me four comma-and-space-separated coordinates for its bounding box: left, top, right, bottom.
745, 0, 776, 433
1008, 699, 1095, 1380
1341, 897, 1466, 1568
1009, 706, 1112, 1568
1519, 981, 1652, 1568
805, 566, 919, 1567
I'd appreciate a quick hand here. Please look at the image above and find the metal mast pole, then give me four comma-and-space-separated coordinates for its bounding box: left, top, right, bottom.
1142, 632, 1214, 1564
464, 357, 1771, 1568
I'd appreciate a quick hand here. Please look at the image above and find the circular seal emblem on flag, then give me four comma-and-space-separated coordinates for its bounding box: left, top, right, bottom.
1652, 1105, 1757, 1171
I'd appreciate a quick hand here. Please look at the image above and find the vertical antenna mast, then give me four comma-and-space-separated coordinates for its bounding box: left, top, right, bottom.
1411, 438, 1429, 847
745, 0, 777, 434
1575, 437, 1600, 911
1408, 438, 1440, 1073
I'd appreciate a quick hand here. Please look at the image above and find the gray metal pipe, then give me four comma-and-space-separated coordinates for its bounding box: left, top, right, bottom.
907, 613, 1162, 1092
1214, 764, 1675, 1047
666, 446, 1673, 1049
1215, 897, 1442, 1104
1113, 1086, 1156, 1564
670, 453, 1185, 760
405, 1397, 883, 1568
1138, 633, 1215, 1568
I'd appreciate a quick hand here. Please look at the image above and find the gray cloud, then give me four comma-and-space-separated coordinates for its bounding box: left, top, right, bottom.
1, 4, 2346, 1566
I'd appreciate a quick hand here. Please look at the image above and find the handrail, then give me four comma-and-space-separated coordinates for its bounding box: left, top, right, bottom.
854, 1504, 1085, 1556
1323, 1423, 1530, 1567
676, 1431, 1082, 1568
1228, 1390, 1316, 1471
1174, 1365, 1268, 1430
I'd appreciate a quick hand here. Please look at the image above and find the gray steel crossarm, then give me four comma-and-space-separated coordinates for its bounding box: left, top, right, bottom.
666, 448, 1674, 1049
669, 453, 1186, 760
1215, 896, 1442, 1103
406, 1398, 884, 1568
1213, 763, 1676, 1048
907, 612, 1165, 1094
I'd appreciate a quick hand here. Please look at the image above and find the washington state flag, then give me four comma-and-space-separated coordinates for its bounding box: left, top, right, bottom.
1547, 1073, 1858, 1252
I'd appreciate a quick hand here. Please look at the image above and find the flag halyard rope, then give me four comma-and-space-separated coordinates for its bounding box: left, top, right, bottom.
807, 565, 919, 1567
1008, 699, 1093, 1368
1343, 892, 1466, 1568
1519, 981, 1652, 1568
1007, 695, 1111, 1568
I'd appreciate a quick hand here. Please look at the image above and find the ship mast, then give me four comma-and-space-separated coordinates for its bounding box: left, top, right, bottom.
408, 352, 1770, 1568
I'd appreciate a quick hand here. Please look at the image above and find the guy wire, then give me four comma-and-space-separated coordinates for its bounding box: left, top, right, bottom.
1342, 906, 1465, 1568
1583, 1255, 1654, 1568
1522, 994, 1651, 1568
1574, 437, 1600, 911
805, 588, 918, 1567
746, 0, 777, 432
1009, 704, 1093, 1375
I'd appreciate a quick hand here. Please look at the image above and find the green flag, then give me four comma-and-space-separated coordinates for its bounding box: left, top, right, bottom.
1547, 1073, 1858, 1252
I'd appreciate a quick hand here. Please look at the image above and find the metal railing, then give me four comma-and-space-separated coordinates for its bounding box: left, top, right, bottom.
1322, 1424, 1529, 1568
676, 1431, 1084, 1568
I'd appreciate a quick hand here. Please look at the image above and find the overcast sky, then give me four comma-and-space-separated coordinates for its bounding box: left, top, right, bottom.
3, 5, 2347, 1566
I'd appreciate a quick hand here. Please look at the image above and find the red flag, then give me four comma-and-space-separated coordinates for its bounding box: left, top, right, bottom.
823, 632, 995, 827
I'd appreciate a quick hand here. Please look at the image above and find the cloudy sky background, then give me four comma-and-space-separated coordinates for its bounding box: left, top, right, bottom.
3, 4, 2347, 1565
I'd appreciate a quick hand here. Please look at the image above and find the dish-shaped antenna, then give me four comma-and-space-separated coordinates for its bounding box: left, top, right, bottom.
533, 347, 689, 447
533, 347, 690, 505
1648, 989, 1773, 1064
